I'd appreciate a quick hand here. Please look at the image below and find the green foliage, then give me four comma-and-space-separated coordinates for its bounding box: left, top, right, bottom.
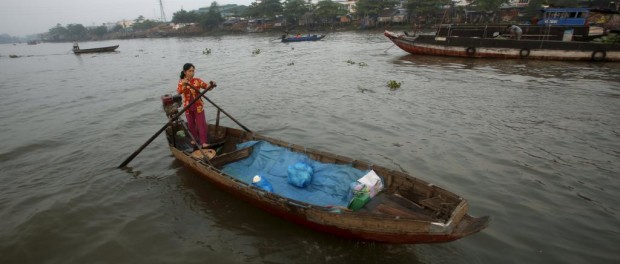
283, 0, 310, 25
47, 23, 87, 41
356, 0, 399, 17
48, 24, 68, 41
346, 59, 356, 64
66, 24, 88, 40
134, 15, 146, 24
201, 2, 224, 29
252, 48, 261, 54
406, 0, 450, 16
171, 9, 201, 23
546, 0, 581, 7
112, 24, 124, 32
132, 18, 162, 31
315, 0, 347, 23
203, 48, 211, 54
523, 0, 544, 20
90, 25, 108, 37
387, 80, 402, 90
171, 2, 223, 30
469, 0, 508, 12
0, 33, 19, 44
243, 2, 261, 18
592, 33, 620, 44
263, 0, 284, 19
245, 0, 283, 19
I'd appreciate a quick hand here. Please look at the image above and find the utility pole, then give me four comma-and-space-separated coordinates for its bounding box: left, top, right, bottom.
159, 0, 167, 22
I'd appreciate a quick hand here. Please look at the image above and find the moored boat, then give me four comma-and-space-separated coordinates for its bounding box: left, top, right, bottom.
281, 34, 326, 42
157, 93, 490, 244
385, 7, 620, 62
384, 30, 620, 62
72, 44, 119, 54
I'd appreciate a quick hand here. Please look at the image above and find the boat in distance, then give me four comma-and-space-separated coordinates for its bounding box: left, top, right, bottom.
72, 44, 119, 54
281, 34, 326, 42
157, 93, 490, 244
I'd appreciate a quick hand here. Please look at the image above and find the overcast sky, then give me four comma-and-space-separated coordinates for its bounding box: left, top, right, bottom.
0, 0, 254, 37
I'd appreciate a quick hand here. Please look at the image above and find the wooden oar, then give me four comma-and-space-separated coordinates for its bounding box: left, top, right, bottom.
117, 86, 212, 168
186, 83, 252, 133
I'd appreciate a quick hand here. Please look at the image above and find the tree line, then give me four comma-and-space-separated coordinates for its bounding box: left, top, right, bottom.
1, 0, 597, 43
169, 0, 589, 27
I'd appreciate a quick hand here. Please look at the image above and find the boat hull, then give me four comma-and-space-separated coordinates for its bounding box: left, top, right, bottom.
385, 31, 620, 62
282, 35, 325, 42
165, 123, 490, 244
73, 45, 119, 54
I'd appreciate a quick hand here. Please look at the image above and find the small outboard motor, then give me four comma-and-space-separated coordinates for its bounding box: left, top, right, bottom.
161, 93, 179, 117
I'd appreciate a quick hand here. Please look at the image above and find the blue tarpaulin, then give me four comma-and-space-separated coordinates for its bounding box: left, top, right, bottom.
222, 141, 370, 207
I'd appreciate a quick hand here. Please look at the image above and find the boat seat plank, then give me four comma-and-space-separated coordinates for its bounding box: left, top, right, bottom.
210, 146, 253, 168
361, 193, 435, 220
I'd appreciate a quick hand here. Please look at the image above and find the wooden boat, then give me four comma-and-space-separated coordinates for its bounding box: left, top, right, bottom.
159, 94, 490, 244
72, 45, 119, 54
281, 34, 325, 43
385, 30, 620, 62
385, 7, 620, 62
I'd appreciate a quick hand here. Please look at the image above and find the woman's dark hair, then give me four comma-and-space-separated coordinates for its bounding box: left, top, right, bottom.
180, 63, 195, 79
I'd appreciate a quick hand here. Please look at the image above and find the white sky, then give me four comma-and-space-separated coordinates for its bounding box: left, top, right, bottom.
0, 0, 255, 37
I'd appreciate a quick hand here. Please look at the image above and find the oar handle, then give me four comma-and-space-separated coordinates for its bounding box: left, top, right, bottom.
186, 83, 252, 133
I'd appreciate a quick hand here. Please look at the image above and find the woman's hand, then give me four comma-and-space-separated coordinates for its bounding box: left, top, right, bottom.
182, 79, 190, 91
208, 81, 217, 90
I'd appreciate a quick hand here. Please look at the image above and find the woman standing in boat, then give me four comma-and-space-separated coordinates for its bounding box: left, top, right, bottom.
177, 63, 216, 148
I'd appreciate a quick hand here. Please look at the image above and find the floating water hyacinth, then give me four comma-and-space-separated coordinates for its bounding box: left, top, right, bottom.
387, 80, 402, 90
203, 48, 211, 55
252, 48, 261, 55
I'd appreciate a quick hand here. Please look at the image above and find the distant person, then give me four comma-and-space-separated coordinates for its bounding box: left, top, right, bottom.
177, 63, 216, 149
72, 42, 79, 51
507, 25, 523, 40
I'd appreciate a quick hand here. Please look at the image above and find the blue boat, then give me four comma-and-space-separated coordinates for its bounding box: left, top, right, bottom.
281, 34, 326, 43
537, 8, 591, 26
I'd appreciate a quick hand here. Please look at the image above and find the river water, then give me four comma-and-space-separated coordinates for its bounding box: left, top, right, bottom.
1, 31, 619, 264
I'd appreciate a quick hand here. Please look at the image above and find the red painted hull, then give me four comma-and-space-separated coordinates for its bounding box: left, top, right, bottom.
384, 30, 620, 62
